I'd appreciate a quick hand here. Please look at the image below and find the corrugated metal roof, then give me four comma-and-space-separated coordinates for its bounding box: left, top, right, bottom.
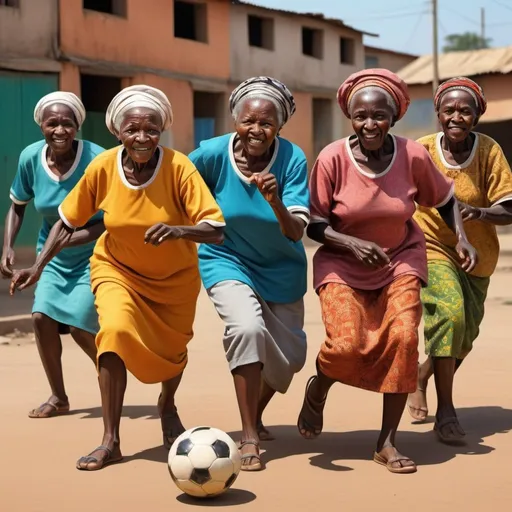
231, 1, 378, 37
398, 46, 512, 85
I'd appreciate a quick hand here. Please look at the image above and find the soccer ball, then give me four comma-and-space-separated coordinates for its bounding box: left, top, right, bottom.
168, 426, 242, 498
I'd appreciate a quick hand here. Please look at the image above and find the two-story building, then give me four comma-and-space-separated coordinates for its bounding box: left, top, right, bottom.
364, 45, 416, 73
229, 1, 373, 165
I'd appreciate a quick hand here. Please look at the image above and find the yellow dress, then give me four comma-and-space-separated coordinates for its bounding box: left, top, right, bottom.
414, 132, 512, 278
59, 146, 225, 383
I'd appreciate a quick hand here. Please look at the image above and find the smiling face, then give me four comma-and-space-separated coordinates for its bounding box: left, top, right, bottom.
350, 89, 395, 151
438, 89, 479, 144
234, 98, 280, 157
40, 104, 78, 155
119, 107, 162, 164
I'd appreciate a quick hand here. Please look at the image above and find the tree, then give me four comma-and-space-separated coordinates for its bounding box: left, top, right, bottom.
443, 32, 492, 52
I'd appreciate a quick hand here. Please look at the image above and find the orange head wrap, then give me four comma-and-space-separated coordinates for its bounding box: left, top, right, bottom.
337, 68, 411, 121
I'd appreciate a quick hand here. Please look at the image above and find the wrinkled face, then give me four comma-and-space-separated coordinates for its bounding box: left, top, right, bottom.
41, 104, 78, 155
350, 89, 395, 151
119, 107, 162, 164
234, 98, 280, 157
438, 89, 479, 144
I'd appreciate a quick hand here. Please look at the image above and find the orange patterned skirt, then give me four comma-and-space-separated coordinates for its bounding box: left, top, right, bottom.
317, 275, 422, 394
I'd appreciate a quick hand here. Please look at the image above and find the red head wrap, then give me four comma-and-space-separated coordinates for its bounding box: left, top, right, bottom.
434, 77, 487, 115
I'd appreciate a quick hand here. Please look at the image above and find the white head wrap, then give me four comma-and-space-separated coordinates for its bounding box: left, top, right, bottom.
105, 85, 173, 136
33, 92, 86, 129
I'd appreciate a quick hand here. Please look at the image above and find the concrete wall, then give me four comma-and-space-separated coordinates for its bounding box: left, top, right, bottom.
0, 0, 57, 60
230, 5, 364, 92
364, 47, 416, 73
59, 0, 230, 80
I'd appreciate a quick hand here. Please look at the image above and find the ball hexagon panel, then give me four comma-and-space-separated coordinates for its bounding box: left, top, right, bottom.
202, 479, 229, 496
187, 444, 217, 469
174, 479, 208, 498
189, 427, 218, 446
208, 457, 234, 483
169, 454, 194, 480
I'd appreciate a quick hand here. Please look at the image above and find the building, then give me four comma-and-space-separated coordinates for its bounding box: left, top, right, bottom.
396, 46, 512, 161
364, 45, 416, 73
229, 0, 374, 165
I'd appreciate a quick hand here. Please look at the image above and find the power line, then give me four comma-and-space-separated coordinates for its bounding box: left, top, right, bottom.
439, 6, 480, 26
403, 12, 426, 49
492, 0, 512, 14
343, 10, 429, 22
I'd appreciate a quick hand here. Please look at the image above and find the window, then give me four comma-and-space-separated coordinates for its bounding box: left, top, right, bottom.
83, 0, 127, 17
0, 0, 19, 7
340, 37, 355, 65
365, 55, 379, 68
174, 1, 207, 43
248, 15, 274, 50
402, 99, 436, 128
302, 27, 323, 59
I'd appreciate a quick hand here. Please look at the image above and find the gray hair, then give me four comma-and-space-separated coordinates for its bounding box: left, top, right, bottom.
348, 86, 398, 117
232, 94, 284, 128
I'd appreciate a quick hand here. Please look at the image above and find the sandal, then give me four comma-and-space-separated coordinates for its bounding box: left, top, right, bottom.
239, 439, 263, 472
28, 401, 70, 419
434, 416, 466, 444
297, 376, 325, 440
76, 445, 123, 471
373, 451, 417, 474
407, 386, 428, 423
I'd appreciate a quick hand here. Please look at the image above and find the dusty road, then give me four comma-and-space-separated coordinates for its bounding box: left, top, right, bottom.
1, 247, 512, 511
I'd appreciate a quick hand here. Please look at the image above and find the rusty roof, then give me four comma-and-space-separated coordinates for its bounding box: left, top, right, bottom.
398, 45, 512, 85
364, 45, 417, 59
231, 1, 378, 37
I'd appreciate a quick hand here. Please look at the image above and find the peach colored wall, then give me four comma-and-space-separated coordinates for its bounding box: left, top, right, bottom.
59, 63, 80, 95
129, 74, 195, 154
364, 49, 416, 73
59, 0, 230, 79
280, 92, 313, 167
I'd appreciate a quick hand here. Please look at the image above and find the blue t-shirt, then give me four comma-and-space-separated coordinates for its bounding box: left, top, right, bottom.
189, 133, 309, 304
10, 139, 104, 274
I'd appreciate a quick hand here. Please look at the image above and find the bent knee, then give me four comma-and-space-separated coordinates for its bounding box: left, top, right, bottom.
32, 312, 56, 329
228, 318, 267, 341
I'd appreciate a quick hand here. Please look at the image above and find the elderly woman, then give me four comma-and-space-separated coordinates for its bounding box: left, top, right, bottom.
188, 76, 309, 471
11, 85, 225, 471
407, 77, 512, 442
297, 69, 477, 474
1, 92, 104, 418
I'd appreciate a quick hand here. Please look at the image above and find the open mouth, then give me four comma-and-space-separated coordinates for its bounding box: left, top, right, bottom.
363, 133, 379, 140
52, 138, 68, 144
133, 147, 152, 152
248, 137, 265, 146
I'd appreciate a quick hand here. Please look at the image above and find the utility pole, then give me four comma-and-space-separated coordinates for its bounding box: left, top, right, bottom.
481, 7, 486, 47
432, 0, 439, 95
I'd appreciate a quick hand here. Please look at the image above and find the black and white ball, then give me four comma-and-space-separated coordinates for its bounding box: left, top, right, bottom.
168, 426, 241, 498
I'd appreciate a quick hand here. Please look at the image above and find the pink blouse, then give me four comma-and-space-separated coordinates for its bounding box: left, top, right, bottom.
310, 135, 454, 291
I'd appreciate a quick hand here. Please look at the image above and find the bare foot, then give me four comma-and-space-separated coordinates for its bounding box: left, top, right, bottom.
28, 395, 70, 418
76, 444, 123, 471
158, 395, 185, 449
374, 446, 417, 474
257, 421, 275, 441
407, 383, 428, 422
297, 376, 325, 439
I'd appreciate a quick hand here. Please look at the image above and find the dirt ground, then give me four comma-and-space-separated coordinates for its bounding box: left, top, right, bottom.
1, 247, 512, 512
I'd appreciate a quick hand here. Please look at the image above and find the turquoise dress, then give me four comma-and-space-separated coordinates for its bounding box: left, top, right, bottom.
9, 139, 104, 334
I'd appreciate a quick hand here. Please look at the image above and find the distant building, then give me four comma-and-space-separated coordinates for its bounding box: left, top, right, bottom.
364, 46, 416, 72
230, 1, 374, 165
396, 45, 512, 162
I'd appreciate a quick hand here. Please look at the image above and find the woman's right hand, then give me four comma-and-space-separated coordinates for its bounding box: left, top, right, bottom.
348, 238, 390, 268
9, 266, 42, 295
0, 247, 15, 278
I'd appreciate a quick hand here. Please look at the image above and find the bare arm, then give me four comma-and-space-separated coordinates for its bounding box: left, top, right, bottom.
1, 203, 26, 277
269, 197, 305, 242
67, 219, 106, 247
144, 222, 224, 246
460, 201, 512, 226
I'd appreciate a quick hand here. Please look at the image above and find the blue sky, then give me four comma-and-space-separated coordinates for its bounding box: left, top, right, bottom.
248, 0, 512, 55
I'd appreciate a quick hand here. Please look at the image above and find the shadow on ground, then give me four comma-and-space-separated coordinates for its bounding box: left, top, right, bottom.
176, 489, 256, 507
71, 405, 512, 472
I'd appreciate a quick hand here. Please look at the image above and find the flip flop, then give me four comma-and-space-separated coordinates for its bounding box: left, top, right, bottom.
76, 445, 123, 471
28, 401, 70, 419
434, 416, 466, 444
297, 376, 325, 440
239, 439, 263, 471
373, 452, 417, 474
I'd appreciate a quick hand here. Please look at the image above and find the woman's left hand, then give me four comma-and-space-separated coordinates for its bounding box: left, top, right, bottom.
251, 173, 279, 204
459, 202, 483, 222
144, 223, 183, 246
456, 238, 478, 273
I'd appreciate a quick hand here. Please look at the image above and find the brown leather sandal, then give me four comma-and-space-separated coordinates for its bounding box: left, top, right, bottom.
239, 439, 263, 471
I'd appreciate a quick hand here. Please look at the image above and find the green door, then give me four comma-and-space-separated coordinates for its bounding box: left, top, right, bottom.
79, 111, 118, 150
0, 71, 59, 247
